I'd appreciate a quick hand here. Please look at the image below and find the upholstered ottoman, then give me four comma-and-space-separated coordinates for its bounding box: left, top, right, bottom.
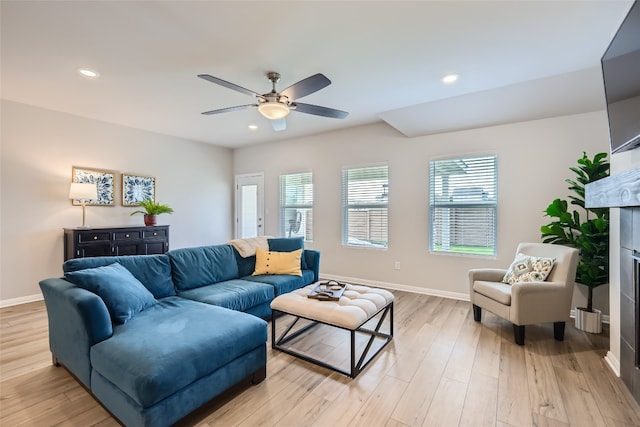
271, 283, 394, 378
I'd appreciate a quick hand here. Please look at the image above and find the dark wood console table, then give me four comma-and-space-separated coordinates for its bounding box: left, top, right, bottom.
64, 225, 170, 261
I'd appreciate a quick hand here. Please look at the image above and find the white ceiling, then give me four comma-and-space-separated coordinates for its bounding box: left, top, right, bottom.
0, 1, 634, 148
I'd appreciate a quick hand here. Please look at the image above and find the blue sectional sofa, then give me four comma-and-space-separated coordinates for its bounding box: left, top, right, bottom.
39, 239, 320, 427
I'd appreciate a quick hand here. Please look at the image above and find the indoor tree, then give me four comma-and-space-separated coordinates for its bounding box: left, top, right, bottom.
541, 152, 609, 313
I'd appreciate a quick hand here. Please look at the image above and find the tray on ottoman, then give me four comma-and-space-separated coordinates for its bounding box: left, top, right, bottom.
271, 282, 394, 378
307, 280, 346, 301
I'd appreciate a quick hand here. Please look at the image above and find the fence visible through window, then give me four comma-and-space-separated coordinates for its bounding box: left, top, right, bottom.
280, 172, 313, 241
429, 155, 497, 256
342, 165, 389, 248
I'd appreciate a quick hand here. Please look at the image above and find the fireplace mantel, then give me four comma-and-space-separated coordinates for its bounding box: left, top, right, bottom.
585, 168, 640, 208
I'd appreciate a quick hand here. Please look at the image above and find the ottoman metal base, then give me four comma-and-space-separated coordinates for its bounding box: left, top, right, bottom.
272, 300, 393, 378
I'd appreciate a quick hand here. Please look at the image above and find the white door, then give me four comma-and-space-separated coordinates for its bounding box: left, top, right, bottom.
235, 173, 264, 239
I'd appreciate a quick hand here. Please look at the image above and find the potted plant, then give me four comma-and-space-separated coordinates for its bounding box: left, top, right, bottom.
540, 152, 609, 333
130, 198, 174, 226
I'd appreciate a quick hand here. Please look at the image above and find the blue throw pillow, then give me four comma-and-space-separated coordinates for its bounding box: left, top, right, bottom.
65, 262, 157, 324
268, 237, 308, 270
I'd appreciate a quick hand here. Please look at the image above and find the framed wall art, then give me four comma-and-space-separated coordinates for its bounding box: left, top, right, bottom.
122, 173, 156, 206
71, 167, 115, 206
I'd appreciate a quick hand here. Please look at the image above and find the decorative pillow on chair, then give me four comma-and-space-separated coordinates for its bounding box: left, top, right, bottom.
65, 262, 157, 324
253, 248, 302, 276
502, 253, 556, 285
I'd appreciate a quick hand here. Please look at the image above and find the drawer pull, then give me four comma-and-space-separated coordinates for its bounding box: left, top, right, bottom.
125, 234, 130, 238
93, 236, 98, 240
153, 232, 157, 236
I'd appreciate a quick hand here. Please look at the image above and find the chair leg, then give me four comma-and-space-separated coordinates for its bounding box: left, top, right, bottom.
472, 304, 481, 322
513, 324, 525, 346
553, 321, 566, 341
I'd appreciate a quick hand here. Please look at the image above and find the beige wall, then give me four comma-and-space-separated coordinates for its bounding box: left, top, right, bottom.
234, 111, 610, 309
0, 100, 234, 305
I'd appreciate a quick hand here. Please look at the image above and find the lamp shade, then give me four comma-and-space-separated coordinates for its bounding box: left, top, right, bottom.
69, 182, 98, 200
258, 102, 290, 120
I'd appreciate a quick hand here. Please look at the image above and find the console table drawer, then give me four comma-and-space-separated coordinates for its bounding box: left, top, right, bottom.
114, 231, 141, 240
143, 229, 167, 239
77, 232, 110, 243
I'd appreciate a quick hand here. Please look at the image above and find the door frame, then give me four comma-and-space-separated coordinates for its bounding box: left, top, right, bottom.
234, 173, 265, 239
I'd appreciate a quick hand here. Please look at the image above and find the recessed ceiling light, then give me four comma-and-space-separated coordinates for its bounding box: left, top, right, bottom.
248, 124, 258, 131
441, 73, 459, 84
77, 68, 99, 78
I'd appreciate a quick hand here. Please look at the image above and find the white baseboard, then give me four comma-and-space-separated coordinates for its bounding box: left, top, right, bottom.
604, 351, 621, 377
321, 273, 470, 301
0, 293, 43, 308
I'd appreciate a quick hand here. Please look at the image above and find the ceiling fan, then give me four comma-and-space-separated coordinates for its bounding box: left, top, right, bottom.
198, 72, 348, 131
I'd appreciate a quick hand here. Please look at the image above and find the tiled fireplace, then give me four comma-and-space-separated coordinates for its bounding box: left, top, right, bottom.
620, 207, 640, 403
586, 168, 640, 404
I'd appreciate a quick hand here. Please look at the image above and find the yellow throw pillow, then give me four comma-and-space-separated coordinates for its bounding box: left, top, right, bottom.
253, 248, 302, 276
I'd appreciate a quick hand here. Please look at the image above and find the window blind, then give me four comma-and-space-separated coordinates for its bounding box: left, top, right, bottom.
429, 155, 497, 256
279, 172, 313, 241
342, 164, 388, 248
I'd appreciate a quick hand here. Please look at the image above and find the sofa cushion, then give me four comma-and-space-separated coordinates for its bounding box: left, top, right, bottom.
177, 279, 274, 312
243, 269, 315, 296
268, 237, 308, 270
63, 254, 175, 298
90, 297, 267, 408
65, 263, 157, 324
234, 249, 257, 277
168, 245, 240, 291
253, 248, 302, 276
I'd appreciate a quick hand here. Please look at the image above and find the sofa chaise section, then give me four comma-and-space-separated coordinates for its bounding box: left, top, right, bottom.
89, 297, 266, 427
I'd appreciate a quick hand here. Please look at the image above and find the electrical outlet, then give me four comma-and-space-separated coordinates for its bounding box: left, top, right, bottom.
394, 261, 401, 270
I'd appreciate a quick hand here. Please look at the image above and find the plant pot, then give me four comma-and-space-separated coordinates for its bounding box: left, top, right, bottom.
574, 307, 602, 334
143, 214, 157, 227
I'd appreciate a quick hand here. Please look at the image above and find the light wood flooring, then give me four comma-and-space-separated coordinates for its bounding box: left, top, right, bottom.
2, 291, 640, 426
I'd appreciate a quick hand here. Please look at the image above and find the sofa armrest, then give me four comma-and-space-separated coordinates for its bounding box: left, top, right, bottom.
39, 278, 113, 387
510, 281, 573, 325
304, 249, 321, 282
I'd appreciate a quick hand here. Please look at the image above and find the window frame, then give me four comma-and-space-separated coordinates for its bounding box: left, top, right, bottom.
341, 163, 389, 249
428, 154, 498, 257
279, 171, 313, 242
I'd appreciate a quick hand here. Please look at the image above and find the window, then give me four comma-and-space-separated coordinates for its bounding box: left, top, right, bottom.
342, 164, 388, 248
429, 155, 497, 256
279, 172, 313, 241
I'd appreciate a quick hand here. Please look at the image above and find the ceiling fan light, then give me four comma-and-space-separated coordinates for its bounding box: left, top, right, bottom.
258, 102, 290, 120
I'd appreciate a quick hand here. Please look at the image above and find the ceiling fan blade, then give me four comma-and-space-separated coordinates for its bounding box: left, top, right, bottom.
271, 118, 287, 132
280, 73, 331, 100
292, 102, 349, 119
198, 74, 261, 97
201, 104, 255, 115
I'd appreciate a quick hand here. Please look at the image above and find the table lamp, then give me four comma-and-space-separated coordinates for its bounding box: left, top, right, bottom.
69, 182, 98, 228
